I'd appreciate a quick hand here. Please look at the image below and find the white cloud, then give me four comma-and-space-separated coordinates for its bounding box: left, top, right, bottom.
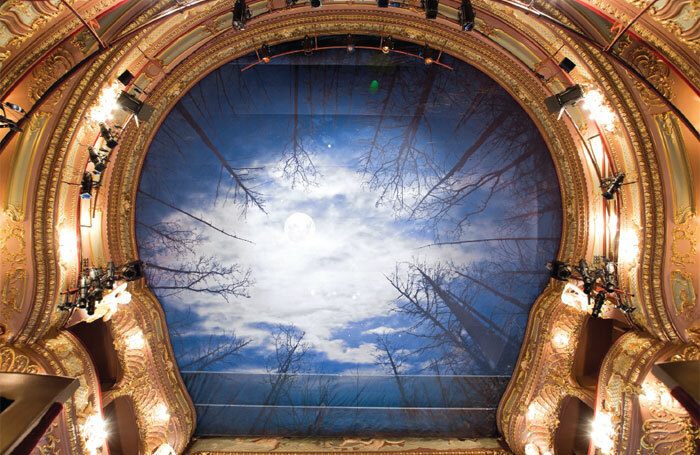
362, 326, 408, 336
162, 150, 482, 366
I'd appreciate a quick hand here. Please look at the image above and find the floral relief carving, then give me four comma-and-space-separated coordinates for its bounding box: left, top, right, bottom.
0, 345, 40, 373
29, 47, 74, 101
629, 47, 673, 106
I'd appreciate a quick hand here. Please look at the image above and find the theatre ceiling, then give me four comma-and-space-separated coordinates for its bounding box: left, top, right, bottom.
0, 0, 698, 455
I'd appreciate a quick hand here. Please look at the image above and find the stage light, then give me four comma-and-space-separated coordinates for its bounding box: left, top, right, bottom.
80, 172, 95, 199
232, 0, 249, 30
88, 146, 110, 173
558, 57, 576, 73
459, 0, 475, 31
422, 44, 438, 64
601, 172, 625, 199
310, 0, 321, 7
381, 36, 394, 53
99, 122, 119, 148
546, 260, 571, 281
117, 70, 135, 86
377, 0, 389, 7
422, 0, 438, 19
543, 84, 583, 115
118, 260, 145, 282
303, 35, 314, 55
259, 44, 271, 63
116, 91, 154, 122
345, 34, 355, 53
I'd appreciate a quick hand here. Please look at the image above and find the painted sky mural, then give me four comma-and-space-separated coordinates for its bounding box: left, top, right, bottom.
135, 40, 562, 438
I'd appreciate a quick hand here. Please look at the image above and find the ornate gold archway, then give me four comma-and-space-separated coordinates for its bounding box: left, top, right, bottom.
0, 1, 698, 454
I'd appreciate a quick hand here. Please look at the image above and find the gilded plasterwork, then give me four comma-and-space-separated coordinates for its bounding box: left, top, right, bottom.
670, 270, 696, 317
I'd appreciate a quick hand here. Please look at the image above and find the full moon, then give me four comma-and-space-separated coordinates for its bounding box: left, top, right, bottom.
284, 212, 316, 243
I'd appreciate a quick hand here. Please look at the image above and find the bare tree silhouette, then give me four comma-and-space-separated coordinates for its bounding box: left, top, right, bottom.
145, 256, 252, 302
249, 324, 310, 433
167, 308, 251, 371
374, 332, 409, 405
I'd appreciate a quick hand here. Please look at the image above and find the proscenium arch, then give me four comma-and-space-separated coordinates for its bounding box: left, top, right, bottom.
15, 5, 682, 454
106, 13, 589, 449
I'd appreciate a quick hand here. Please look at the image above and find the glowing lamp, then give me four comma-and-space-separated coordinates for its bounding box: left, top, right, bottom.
58, 228, 78, 264
524, 443, 540, 455
82, 413, 107, 455
582, 89, 616, 132
153, 443, 177, 455
590, 411, 615, 454
152, 402, 170, 423
618, 228, 639, 265
88, 81, 122, 123
561, 283, 588, 312
551, 329, 570, 350
153, 444, 176, 455
125, 329, 146, 350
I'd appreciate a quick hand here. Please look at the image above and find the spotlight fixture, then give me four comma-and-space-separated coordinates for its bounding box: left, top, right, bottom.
546, 260, 572, 281
543, 84, 583, 115
558, 57, 576, 73
0, 103, 22, 132
119, 261, 145, 282
422, 44, 438, 65
117, 70, 135, 86
80, 172, 97, 199
302, 35, 314, 55
116, 91, 154, 122
259, 44, 272, 63
3, 101, 25, 114
377, 0, 389, 7
381, 36, 394, 54
459, 0, 475, 31
99, 122, 120, 148
600, 172, 626, 200
0, 114, 21, 132
310, 0, 321, 7
422, 0, 438, 19
345, 34, 355, 53
548, 257, 635, 318
232, 0, 250, 30
59, 260, 145, 315
88, 146, 110, 173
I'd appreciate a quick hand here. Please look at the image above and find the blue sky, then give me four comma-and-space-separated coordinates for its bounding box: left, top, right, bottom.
136, 47, 561, 381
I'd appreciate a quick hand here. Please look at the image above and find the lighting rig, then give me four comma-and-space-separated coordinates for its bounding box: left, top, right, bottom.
59, 260, 145, 315
544, 84, 583, 118
232, 0, 250, 30
381, 36, 395, 54
88, 146, 110, 174
459, 0, 475, 31
600, 172, 634, 200
0, 101, 25, 132
99, 122, 120, 148
422, 0, 438, 19
79, 172, 100, 199
547, 257, 635, 318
